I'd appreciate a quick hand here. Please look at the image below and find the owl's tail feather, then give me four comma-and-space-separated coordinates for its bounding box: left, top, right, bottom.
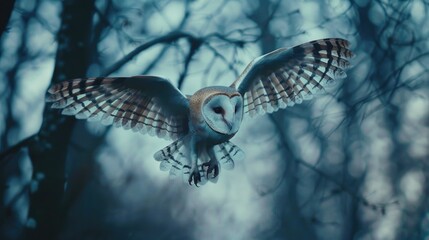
213, 141, 245, 170
200, 141, 246, 183
153, 135, 208, 184
153, 136, 190, 180
154, 137, 246, 185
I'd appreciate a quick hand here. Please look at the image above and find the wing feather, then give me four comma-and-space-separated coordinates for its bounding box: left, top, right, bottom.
46, 76, 190, 140
234, 38, 353, 117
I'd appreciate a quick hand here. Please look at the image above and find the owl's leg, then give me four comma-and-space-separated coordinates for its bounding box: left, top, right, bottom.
186, 137, 202, 186
202, 146, 219, 179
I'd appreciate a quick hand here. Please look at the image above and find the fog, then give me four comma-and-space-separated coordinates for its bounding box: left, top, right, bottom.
1, 0, 428, 239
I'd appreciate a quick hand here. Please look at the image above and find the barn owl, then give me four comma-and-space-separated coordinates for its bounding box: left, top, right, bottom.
46, 38, 353, 186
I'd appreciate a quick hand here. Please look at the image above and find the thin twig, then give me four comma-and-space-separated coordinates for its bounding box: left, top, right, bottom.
101, 31, 197, 76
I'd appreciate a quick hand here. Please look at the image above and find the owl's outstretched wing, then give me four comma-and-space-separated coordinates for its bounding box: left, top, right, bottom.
232, 38, 353, 117
46, 76, 190, 140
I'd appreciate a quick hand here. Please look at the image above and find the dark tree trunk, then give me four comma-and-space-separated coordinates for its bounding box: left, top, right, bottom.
0, 0, 15, 39
26, 0, 95, 239
248, 0, 317, 239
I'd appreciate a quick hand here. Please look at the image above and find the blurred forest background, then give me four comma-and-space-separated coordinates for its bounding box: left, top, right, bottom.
1, 0, 429, 239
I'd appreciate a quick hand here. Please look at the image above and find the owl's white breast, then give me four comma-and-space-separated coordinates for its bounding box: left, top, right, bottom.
189, 119, 236, 144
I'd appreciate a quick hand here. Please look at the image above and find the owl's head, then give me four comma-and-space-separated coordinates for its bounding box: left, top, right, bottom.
191, 86, 243, 136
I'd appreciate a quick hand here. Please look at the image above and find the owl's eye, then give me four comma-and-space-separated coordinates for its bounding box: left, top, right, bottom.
234, 106, 239, 113
213, 106, 224, 114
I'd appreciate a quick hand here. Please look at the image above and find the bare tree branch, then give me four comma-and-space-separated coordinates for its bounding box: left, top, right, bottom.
101, 31, 198, 76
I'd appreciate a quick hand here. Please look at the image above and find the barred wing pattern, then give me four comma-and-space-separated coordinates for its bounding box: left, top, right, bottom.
234, 38, 353, 117
46, 76, 190, 140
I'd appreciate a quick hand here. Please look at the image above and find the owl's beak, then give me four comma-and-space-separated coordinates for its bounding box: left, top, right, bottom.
223, 103, 235, 131
223, 114, 234, 131
224, 119, 233, 130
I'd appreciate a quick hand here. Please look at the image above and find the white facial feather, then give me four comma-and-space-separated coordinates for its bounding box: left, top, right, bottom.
202, 95, 243, 135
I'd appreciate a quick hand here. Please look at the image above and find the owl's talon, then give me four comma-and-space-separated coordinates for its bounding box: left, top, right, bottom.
188, 169, 201, 186
202, 160, 219, 179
